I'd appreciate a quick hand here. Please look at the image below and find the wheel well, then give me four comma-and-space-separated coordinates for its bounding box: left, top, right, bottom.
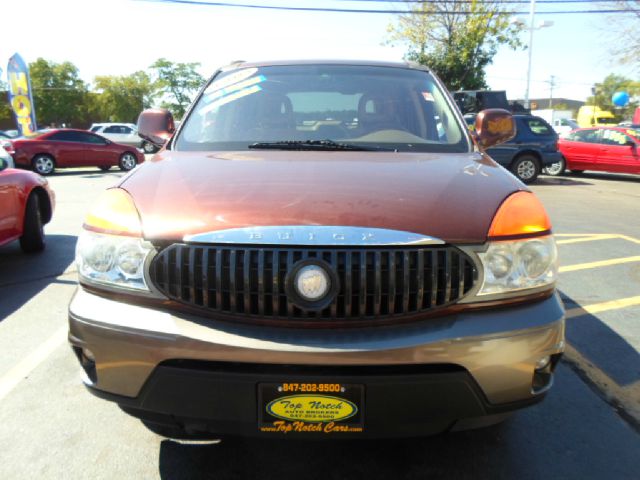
511, 151, 541, 168
30, 187, 53, 224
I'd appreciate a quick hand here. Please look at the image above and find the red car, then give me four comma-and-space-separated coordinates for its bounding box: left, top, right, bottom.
8, 129, 145, 175
548, 127, 640, 176
0, 157, 55, 253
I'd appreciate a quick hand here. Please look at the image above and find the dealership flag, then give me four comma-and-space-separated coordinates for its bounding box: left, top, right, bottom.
6, 53, 37, 135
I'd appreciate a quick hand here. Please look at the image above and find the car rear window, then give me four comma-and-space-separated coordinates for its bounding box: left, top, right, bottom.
176, 64, 470, 153
525, 118, 553, 135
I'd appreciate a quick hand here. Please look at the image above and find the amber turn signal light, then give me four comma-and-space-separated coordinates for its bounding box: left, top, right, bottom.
488, 191, 552, 239
83, 188, 142, 236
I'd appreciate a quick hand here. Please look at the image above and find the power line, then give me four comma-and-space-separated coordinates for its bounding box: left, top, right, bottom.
331, 0, 628, 3
142, 0, 640, 15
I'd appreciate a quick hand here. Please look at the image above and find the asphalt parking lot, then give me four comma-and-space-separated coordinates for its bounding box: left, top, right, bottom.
0, 166, 639, 479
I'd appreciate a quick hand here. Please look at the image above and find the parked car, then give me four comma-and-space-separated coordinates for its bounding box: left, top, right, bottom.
8, 129, 145, 175
0, 158, 55, 252
69, 60, 564, 440
90, 123, 159, 154
1, 130, 17, 139
485, 115, 562, 184
545, 126, 640, 176
551, 118, 579, 137
0, 145, 14, 168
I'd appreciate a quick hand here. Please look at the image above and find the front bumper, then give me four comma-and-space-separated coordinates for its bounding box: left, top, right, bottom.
68, 288, 565, 437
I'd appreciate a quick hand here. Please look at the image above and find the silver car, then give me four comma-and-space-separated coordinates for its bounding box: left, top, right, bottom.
89, 123, 158, 153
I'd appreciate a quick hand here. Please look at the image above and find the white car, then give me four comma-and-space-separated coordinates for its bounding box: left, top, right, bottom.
0, 144, 14, 168
89, 123, 158, 153
552, 118, 579, 137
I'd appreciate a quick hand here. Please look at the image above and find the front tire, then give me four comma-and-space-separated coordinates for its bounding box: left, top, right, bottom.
32, 154, 55, 175
543, 157, 566, 176
119, 152, 138, 171
510, 155, 540, 184
142, 141, 158, 154
19, 194, 45, 253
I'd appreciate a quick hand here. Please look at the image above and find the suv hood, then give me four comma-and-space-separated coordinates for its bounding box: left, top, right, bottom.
119, 150, 522, 244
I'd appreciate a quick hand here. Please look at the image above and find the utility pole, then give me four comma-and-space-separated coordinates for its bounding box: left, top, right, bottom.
547, 75, 556, 108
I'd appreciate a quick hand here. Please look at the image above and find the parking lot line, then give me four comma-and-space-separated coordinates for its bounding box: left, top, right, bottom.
619, 235, 640, 245
564, 344, 640, 425
556, 234, 621, 245
559, 255, 640, 273
0, 326, 67, 402
565, 295, 640, 318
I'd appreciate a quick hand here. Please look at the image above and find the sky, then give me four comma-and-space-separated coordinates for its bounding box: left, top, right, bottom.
1, 0, 637, 103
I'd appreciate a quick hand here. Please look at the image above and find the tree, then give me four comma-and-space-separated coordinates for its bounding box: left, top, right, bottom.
608, 2, 640, 70
92, 72, 155, 123
586, 74, 640, 121
386, 0, 522, 90
29, 58, 89, 127
149, 58, 205, 118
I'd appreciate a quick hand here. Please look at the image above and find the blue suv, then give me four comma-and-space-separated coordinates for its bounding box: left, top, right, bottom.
485, 115, 562, 184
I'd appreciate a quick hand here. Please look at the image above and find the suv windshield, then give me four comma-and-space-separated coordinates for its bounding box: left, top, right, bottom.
176, 64, 469, 153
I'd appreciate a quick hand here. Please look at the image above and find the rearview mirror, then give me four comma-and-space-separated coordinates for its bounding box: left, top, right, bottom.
474, 109, 516, 149
137, 108, 176, 147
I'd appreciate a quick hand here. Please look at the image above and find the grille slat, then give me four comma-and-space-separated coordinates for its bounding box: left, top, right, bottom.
388, 251, 396, 314
373, 251, 382, 317
215, 249, 222, 310
286, 251, 295, 317
345, 252, 353, 316
202, 248, 210, 307
416, 250, 424, 309
229, 250, 237, 313
402, 251, 410, 313
151, 244, 477, 322
358, 251, 366, 317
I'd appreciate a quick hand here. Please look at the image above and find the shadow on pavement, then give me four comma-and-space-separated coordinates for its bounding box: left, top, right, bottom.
560, 292, 640, 388
0, 234, 77, 320
535, 176, 593, 186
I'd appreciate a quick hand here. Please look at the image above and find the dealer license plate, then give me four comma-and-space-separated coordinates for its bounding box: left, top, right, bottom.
258, 382, 364, 434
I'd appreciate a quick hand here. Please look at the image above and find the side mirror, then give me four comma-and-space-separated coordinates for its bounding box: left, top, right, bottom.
474, 109, 516, 149
137, 108, 176, 147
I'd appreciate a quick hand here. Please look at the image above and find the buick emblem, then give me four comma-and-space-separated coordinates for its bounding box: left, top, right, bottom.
294, 265, 330, 301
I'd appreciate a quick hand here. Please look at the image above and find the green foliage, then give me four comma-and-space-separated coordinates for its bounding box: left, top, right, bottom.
29, 58, 89, 127
386, 0, 522, 90
1, 57, 207, 127
149, 58, 205, 118
586, 74, 640, 121
93, 72, 155, 123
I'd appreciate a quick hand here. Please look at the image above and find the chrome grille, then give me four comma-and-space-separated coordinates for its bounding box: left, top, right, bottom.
149, 245, 477, 321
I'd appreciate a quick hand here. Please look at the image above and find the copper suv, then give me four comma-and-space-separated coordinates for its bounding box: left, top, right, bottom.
69, 61, 564, 438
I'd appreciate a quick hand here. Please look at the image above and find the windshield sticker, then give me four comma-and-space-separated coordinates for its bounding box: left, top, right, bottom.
422, 92, 434, 102
204, 68, 258, 95
198, 84, 263, 116
203, 75, 266, 104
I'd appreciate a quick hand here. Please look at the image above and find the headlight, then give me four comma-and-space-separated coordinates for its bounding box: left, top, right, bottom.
476, 235, 557, 296
76, 230, 154, 291
76, 187, 154, 292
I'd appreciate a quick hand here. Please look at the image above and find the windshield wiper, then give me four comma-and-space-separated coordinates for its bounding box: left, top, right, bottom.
248, 140, 396, 152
